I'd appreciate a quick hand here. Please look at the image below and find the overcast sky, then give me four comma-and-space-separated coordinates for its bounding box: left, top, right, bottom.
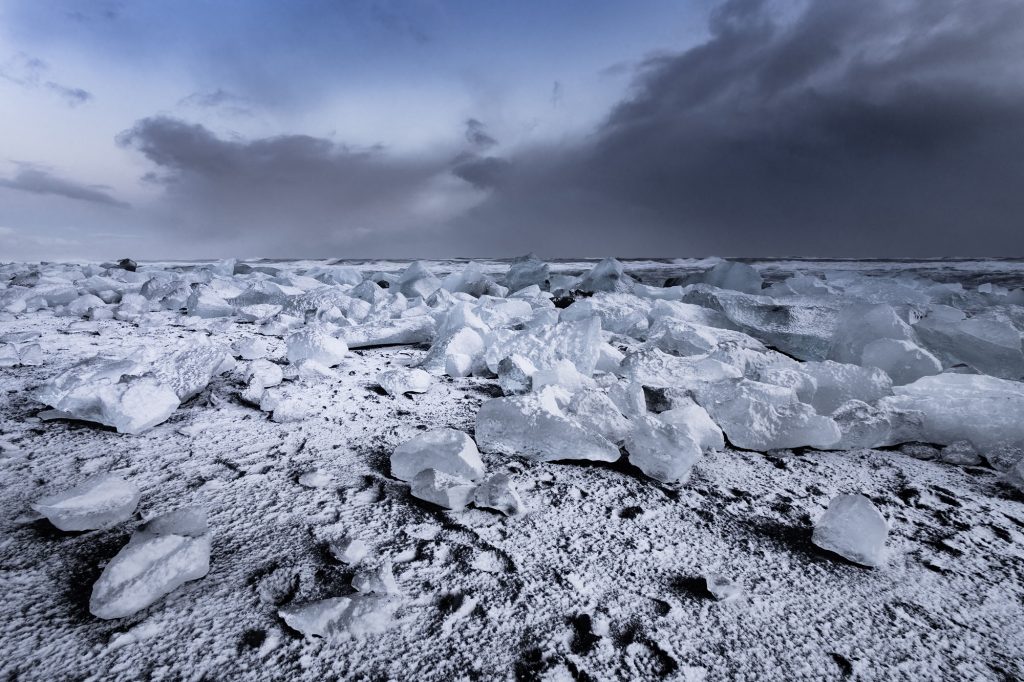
1, 0, 1022, 261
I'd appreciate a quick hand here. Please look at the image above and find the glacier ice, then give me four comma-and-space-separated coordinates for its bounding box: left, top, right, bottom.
90, 512, 212, 619
376, 368, 432, 397
860, 338, 942, 386
811, 494, 888, 568
473, 473, 525, 516
33, 474, 140, 532
286, 326, 348, 367
390, 428, 485, 482
352, 561, 401, 595
410, 469, 477, 511
279, 595, 397, 640
475, 388, 620, 463
625, 415, 702, 484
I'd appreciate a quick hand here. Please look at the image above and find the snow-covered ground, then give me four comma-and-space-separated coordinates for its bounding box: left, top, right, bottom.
1, 257, 1022, 681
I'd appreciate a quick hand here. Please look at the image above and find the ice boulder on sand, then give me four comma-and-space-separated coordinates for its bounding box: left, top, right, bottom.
567, 389, 632, 444
473, 474, 524, 516
376, 368, 432, 397
828, 400, 923, 450
879, 373, 1024, 452
657, 397, 725, 451
286, 326, 348, 367
811, 494, 888, 568
476, 388, 620, 463
485, 317, 603, 377
694, 380, 841, 451
90, 508, 211, 619
625, 415, 702, 484
33, 474, 140, 531
410, 469, 477, 511
279, 595, 397, 640
390, 428, 485, 482
34, 357, 181, 434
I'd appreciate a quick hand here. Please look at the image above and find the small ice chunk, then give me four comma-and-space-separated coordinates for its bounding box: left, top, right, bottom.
329, 537, 368, 564
390, 428, 485, 482
33, 474, 140, 532
811, 494, 888, 568
445, 353, 473, 378
376, 368, 432, 397
90, 522, 211, 619
704, 573, 742, 601
260, 390, 309, 423
625, 415, 702, 484
410, 469, 477, 511
234, 337, 268, 360
278, 595, 396, 640
351, 561, 401, 595
497, 354, 537, 395
342, 316, 436, 348
298, 470, 334, 488
286, 326, 347, 367
473, 474, 524, 516
247, 359, 284, 388
476, 388, 620, 463
186, 286, 235, 318
576, 258, 635, 294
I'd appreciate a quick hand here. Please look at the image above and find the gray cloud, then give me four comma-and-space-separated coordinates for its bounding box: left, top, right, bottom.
0, 53, 93, 108
0, 166, 128, 207
443, 0, 1024, 257
464, 119, 497, 150
117, 116, 482, 255
178, 88, 253, 116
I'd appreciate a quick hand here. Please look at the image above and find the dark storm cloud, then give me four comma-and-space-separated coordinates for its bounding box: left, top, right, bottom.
117, 117, 477, 255
464, 119, 497, 150
0, 166, 128, 207
448, 0, 1024, 256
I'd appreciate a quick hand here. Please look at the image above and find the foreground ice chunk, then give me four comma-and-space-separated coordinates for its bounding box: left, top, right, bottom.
828, 400, 923, 450
476, 388, 620, 462
798, 360, 892, 414
153, 342, 234, 402
811, 494, 888, 568
531, 359, 596, 393
418, 326, 485, 373
390, 428, 484, 482
410, 469, 477, 510
567, 389, 632, 444
625, 415, 702, 484
497, 354, 537, 395
33, 474, 140, 531
658, 397, 725, 451
286, 326, 348, 367
485, 317, 603, 377
694, 380, 840, 450
704, 573, 742, 601
376, 368, 432, 397
279, 595, 396, 640
860, 338, 942, 386
35, 357, 181, 434
473, 474, 524, 516
879, 374, 1024, 451
90, 511, 211, 619
561, 293, 650, 336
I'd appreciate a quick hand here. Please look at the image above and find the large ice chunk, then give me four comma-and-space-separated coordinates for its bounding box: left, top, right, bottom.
34, 357, 181, 434
504, 255, 550, 293
860, 339, 942, 386
914, 311, 1024, 379
694, 380, 841, 450
682, 261, 763, 294
286, 326, 348, 367
476, 388, 620, 462
797, 361, 893, 414
485, 317, 603, 376
621, 349, 742, 390
186, 286, 235, 318
418, 327, 485, 373
828, 400, 924, 450
827, 304, 914, 365
397, 261, 441, 299
342, 316, 436, 349
879, 374, 1024, 451
625, 415, 702, 484
657, 397, 725, 451
567, 389, 632, 444
811, 494, 888, 568
561, 293, 650, 336
390, 428, 485, 482
90, 511, 211, 619
152, 341, 234, 402
33, 474, 140, 531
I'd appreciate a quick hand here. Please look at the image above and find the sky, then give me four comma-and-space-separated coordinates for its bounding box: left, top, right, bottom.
1, 0, 1022, 261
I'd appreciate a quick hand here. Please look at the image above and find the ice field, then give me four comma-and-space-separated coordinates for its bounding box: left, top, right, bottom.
1, 256, 1023, 680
